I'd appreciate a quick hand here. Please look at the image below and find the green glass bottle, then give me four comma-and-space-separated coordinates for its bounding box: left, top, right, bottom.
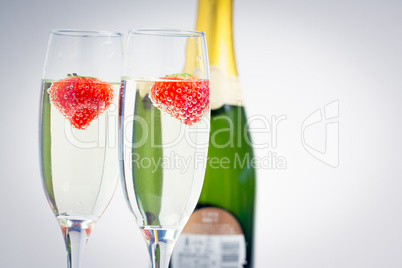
171, 0, 256, 267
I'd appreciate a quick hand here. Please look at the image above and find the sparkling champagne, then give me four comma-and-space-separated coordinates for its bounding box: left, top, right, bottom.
119, 78, 210, 231
40, 80, 120, 223
171, 0, 256, 267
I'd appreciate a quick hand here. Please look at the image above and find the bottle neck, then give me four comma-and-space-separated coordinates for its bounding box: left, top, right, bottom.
196, 0, 237, 77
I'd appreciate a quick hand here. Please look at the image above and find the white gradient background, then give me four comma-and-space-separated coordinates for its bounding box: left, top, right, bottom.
1, 0, 401, 267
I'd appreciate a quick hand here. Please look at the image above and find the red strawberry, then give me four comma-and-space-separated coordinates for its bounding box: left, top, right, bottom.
49, 74, 114, 130
141, 229, 151, 241
149, 73, 209, 125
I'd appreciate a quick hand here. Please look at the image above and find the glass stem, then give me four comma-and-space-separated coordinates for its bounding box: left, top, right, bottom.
58, 218, 96, 268
142, 228, 180, 268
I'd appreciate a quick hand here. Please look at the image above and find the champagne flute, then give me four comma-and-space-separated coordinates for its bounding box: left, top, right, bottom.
119, 29, 210, 268
39, 29, 123, 268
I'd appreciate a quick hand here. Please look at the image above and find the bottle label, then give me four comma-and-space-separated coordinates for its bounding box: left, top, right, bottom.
171, 207, 246, 267
209, 66, 244, 110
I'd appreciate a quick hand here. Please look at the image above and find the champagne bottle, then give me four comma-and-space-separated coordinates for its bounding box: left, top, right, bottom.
171, 0, 256, 267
